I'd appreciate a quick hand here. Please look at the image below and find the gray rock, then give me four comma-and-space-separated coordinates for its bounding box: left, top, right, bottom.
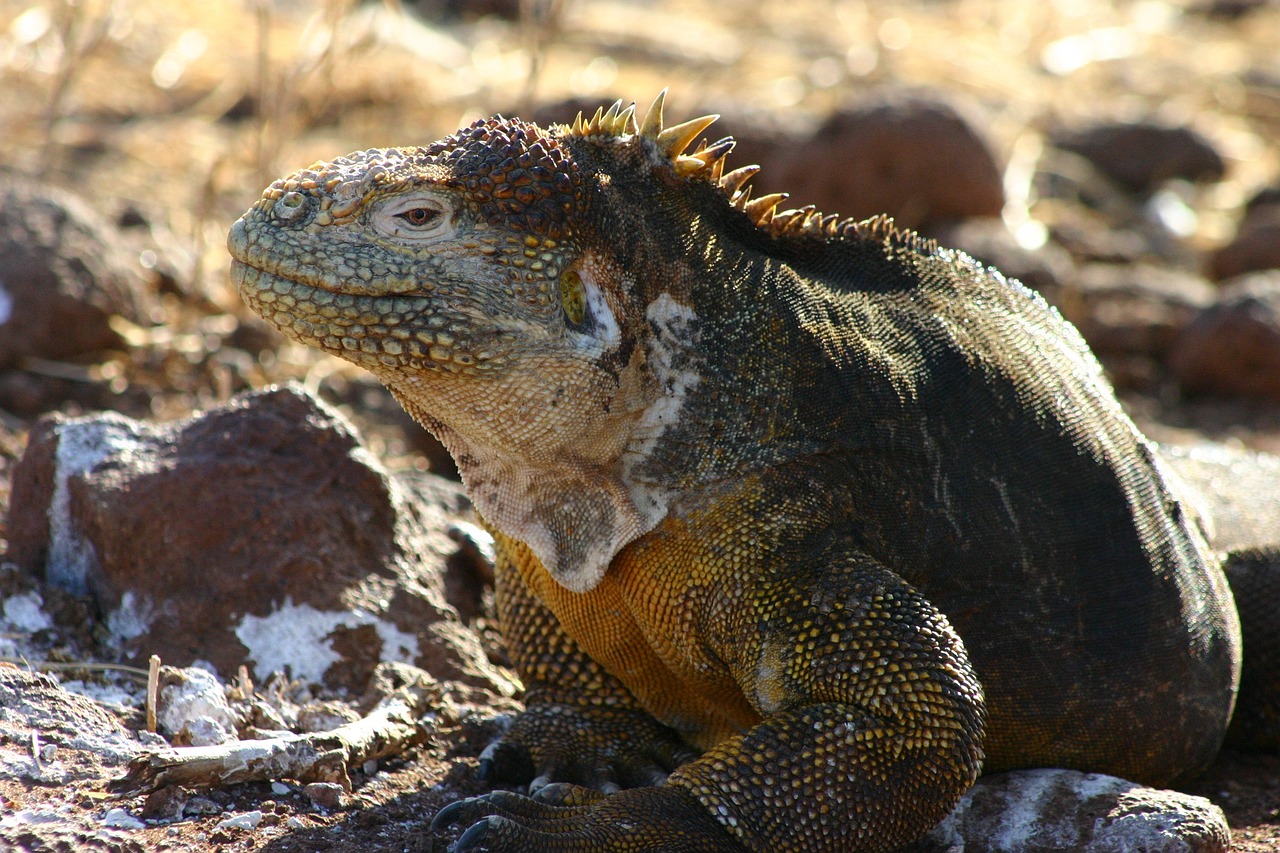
0, 668, 140, 781
907, 769, 1229, 852
156, 666, 238, 746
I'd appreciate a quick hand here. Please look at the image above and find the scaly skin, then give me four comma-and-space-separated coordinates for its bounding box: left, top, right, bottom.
228, 96, 1244, 851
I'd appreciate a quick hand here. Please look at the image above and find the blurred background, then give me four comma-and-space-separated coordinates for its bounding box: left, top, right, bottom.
0, 0, 1279, 468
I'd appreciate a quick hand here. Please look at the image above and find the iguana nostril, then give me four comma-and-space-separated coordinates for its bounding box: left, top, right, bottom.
274, 191, 310, 222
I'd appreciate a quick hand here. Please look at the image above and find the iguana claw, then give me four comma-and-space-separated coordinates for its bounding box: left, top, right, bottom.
434, 785, 744, 853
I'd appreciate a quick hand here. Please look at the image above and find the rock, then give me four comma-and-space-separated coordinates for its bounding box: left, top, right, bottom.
1169, 271, 1280, 401
904, 769, 1230, 853
1058, 263, 1216, 359
304, 781, 346, 810
156, 666, 238, 746
1243, 184, 1280, 219
297, 700, 360, 733
0, 177, 151, 369
930, 218, 1076, 305
1187, 0, 1274, 20
1159, 443, 1280, 750
0, 667, 140, 783
1208, 208, 1280, 282
409, 0, 519, 20
1052, 121, 1226, 193
770, 88, 1004, 230
6, 383, 514, 696
216, 809, 264, 831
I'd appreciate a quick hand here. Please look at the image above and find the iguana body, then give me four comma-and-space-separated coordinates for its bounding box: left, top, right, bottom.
229, 96, 1250, 852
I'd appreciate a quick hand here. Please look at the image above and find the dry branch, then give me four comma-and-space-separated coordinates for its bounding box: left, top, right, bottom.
111, 675, 441, 794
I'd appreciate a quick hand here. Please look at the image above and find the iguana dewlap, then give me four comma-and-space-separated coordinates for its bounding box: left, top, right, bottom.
228, 94, 1249, 852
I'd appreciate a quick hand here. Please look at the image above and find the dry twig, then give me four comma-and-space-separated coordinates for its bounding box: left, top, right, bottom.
110, 669, 442, 794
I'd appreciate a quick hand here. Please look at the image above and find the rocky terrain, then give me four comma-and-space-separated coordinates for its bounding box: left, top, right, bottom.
0, 0, 1279, 850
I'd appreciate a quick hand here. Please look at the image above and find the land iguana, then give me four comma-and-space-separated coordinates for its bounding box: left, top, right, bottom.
227, 94, 1264, 852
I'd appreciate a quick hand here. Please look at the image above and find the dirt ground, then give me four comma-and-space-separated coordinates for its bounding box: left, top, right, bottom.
1, 0, 1279, 850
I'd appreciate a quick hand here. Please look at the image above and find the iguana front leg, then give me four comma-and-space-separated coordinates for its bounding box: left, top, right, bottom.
437, 547, 986, 852
473, 532, 700, 794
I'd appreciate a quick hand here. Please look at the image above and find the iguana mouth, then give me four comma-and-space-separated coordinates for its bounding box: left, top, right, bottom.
229, 259, 482, 372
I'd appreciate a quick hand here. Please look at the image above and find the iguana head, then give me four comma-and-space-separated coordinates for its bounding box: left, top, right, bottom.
228, 93, 839, 592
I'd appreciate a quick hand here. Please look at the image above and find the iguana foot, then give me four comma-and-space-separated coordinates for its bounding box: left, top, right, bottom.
478, 701, 700, 793
434, 785, 743, 852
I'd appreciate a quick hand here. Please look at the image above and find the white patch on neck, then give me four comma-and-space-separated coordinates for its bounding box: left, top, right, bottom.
565, 262, 621, 355
622, 292, 701, 526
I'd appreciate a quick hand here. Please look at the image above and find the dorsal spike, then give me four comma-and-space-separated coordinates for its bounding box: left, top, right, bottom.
601, 99, 623, 129
674, 155, 706, 177
586, 106, 606, 133
695, 137, 735, 165
640, 89, 667, 139
656, 113, 720, 159
569, 111, 585, 134
620, 102, 639, 135
720, 165, 760, 197
731, 186, 752, 210
770, 207, 807, 232
709, 156, 726, 183
743, 192, 788, 224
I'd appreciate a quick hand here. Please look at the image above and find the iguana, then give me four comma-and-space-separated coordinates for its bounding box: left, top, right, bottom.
227, 94, 1258, 852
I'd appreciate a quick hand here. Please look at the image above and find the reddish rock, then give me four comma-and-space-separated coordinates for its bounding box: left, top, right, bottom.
1169, 271, 1280, 401
1243, 184, 1280, 219
1058, 263, 1216, 359
7, 383, 512, 696
1052, 121, 1226, 193
0, 177, 151, 369
1208, 189, 1280, 281
930, 218, 1076, 305
770, 88, 1005, 230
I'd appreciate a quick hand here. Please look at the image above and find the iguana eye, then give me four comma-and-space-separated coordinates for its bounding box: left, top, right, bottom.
373, 193, 454, 240
398, 207, 439, 227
